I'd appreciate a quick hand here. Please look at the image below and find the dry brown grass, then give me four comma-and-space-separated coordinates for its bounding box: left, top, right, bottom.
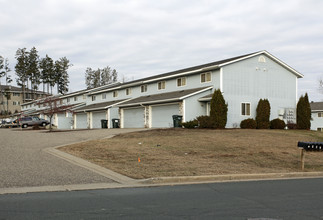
59, 129, 323, 179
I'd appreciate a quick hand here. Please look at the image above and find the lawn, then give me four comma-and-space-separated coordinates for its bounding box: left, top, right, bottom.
59, 129, 323, 179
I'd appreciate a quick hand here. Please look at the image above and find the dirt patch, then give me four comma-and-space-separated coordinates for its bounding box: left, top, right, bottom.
59, 129, 323, 179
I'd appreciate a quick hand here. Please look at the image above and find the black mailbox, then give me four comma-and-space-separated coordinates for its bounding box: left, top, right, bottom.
298, 142, 323, 151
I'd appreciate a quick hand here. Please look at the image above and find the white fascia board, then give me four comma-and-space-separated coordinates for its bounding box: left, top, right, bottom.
119, 98, 180, 108
180, 86, 213, 100
219, 50, 304, 78
85, 82, 122, 93
88, 86, 122, 95
143, 66, 219, 84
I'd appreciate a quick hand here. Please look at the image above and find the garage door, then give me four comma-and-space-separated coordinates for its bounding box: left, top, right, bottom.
123, 107, 145, 128
151, 103, 180, 128
76, 113, 87, 129
92, 111, 107, 129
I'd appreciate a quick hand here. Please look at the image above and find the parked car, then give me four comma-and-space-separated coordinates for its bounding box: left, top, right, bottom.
19, 116, 50, 128
1, 119, 19, 128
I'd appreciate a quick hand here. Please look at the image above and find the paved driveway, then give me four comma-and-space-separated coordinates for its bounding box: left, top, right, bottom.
0, 128, 144, 188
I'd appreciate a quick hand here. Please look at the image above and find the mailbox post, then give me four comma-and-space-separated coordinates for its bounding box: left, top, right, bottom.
298, 142, 323, 171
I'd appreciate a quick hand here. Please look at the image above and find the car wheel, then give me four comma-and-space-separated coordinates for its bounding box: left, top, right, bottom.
22, 124, 28, 128
42, 122, 47, 127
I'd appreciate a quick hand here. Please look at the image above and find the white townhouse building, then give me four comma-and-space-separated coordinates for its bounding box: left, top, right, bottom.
310, 102, 323, 131
21, 50, 303, 129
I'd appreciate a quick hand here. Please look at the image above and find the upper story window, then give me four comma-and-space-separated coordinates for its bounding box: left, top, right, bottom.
102, 93, 107, 99
318, 112, 323, 117
158, 81, 166, 90
92, 95, 96, 101
13, 93, 20, 97
141, 85, 147, 93
201, 72, 211, 83
67, 98, 70, 103
74, 96, 78, 102
241, 103, 251, 116
177, 77, 187, 87
83, 94, 86, 100
258, 56, 266, 63
126, 88, 132, 96
113, 91, 118, 97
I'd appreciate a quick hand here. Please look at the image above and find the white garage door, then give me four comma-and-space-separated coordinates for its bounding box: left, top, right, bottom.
76, 113, 87, 129
92, 111, 107, 129
123, 107, 145, 128
151, 103, 180, 128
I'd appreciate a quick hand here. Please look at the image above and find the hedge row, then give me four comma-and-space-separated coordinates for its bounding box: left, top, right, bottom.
240, 118, 286, 129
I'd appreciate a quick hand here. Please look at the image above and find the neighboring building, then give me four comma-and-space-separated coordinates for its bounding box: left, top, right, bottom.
310, 102, 323, 131
0, 85, 49, 116
20, 50, 303, 129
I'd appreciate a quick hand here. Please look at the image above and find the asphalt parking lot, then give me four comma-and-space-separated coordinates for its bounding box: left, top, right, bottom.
0, 128, 144, 189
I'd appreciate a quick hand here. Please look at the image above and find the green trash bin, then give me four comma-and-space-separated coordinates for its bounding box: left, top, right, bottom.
172, 115, 183, 128
101, 119, 108, 129
112, 118, 120, 128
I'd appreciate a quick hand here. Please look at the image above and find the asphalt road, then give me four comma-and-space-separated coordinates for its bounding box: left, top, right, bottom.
0, 128, 144, 188
1, 178, 323, 220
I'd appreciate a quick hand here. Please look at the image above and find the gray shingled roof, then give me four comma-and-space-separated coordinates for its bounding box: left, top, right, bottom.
118, 87, 212, 107
74, 99, 127, 112
310, 102, 323, 111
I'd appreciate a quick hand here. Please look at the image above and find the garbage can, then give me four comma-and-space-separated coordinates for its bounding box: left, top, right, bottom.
101, 119, 108, 129
112, 118, 120, 128
172, 115, 183, 128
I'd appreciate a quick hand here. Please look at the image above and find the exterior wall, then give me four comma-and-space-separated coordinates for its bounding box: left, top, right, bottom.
222, 55, 298, 128
311, 112, 323, 131
88, 70, 220, 105
184, 89, 213, 122
109, 107, 119, 128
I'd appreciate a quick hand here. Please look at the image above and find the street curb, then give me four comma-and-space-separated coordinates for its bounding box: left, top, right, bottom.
138, 172, 323, 184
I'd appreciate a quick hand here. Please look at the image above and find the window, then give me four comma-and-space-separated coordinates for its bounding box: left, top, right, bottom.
92, 95, 96, 101
13, 93, 20, 97
67, 98, 70, 103
113, 91, 118, 97
126, 88, 132, 96
318, 128, 323, 132
158, 81, 166, 90
177, 77, 187, 87
74, 96, 78, 102
102, 93, 107, 99
318, 112, 323, 117
201, 72, 211, 83
13, 101, 17, 105
258, 56, 266, 63
241, 103, 251, 116
83, 94, 86, 100
141, 85, 147, 93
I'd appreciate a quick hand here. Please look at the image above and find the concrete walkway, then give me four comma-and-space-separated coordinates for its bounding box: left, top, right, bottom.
0, 128, 145, 191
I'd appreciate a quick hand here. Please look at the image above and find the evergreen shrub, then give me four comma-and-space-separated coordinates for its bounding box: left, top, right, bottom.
270, 118, 286, 129
240, 118, 257, 129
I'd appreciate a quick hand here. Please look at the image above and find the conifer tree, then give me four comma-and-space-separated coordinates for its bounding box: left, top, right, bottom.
210, 89, 228, 128
256, 99, 271, 129
297, 93, 311, 129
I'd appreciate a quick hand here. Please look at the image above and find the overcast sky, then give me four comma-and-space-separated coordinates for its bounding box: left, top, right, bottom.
1, 0, 322, 101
